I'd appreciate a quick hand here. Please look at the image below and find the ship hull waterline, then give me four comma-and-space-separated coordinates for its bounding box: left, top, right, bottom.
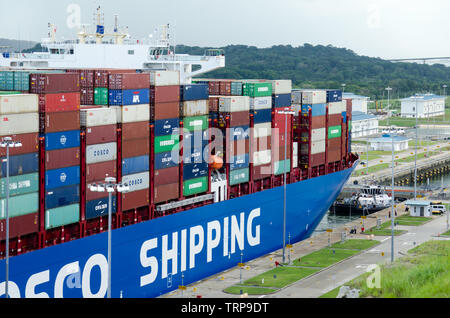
0, 162, 357, 298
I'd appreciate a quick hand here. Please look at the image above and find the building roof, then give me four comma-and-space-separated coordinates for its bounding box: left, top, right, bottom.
404, 200, 431, 206
352, 111, 377, 121
343, 93, 370, 100
371, 135, 410, 143
401, 94, 445, 102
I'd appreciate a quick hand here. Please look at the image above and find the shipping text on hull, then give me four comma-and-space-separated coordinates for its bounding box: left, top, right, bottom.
0, 69, 357, 298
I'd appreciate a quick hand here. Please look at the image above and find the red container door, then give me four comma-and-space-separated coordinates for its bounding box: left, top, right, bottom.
121, 189, 150, 212
85, 125, 117, 145
253, 164, 272, 180
86, 161, 117, 183
109, 73, 150, 90
121, 122, 150, 141
0, 212, 39, 240
39, 93, 81, 113
40, 111, 80, 133
154, 167, 179, 187
150, 86, 180, 104
154, 183, 179, 203
122, 138, 150, 158
151, 102, 180, 120
0, 133, 38, 156
45, 147, 81, 170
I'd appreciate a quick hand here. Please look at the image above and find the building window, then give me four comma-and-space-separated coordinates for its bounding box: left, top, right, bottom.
128, 50, 135, 55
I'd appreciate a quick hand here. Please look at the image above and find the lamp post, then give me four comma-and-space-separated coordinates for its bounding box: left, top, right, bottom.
277, 109, 295, 264
89, 176, 129, 298
1, 137, 22, 299
341, 83, 346, 93
390, 132, 395, 263
443, 85, 447, 122
414, 94, 418, 199
386, 87, 392, 127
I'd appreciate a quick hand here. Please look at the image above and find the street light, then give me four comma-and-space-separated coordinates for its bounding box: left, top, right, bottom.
386, 87, 392, 127
341, 83, 346, 93
89, 176, 129, 298
414, 94, 418, 199
443, 85, 447, 122
390, 131, 396, 263
277, 109, 295, 264
0, 137, 22, 299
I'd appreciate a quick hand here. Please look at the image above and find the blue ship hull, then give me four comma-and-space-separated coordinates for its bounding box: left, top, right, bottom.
0, 163, 356, 298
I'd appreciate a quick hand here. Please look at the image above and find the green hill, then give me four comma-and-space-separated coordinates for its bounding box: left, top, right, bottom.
177, 44, 450, 99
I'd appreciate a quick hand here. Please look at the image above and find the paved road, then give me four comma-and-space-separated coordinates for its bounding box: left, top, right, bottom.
161, 205, 449, 299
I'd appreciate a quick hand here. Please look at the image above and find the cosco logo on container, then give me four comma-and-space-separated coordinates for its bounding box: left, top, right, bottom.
60, 135, 67, 145
128, 178, 143, 186
94, 149, 109, 157
60, 173, 67, 183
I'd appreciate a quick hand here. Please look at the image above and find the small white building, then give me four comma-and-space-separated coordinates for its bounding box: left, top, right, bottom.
343, 93, 370, 114
400, 94, 445, 118
370, 135, 410, 152
351, 111, 379, 138
404, 200, 432, 217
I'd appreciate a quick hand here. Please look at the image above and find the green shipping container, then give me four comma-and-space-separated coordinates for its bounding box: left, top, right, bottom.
94, 87, 109, 105
328, 126, 342, 139
45, 204, 80, 230
242, 82, 272, 97
229, 168, 249, 186
183, 177, 208, 196
0, 192, 39, 220
0, 173, 39, 198
154, 135, 180, 154
348, 120, 352, 132
274, 160, 291, 176
0, 91, 22, 95
183, 115, 208, 132
231, 82, 243, 96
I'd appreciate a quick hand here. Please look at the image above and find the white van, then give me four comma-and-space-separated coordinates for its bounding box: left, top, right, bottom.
430, 204, 446, 215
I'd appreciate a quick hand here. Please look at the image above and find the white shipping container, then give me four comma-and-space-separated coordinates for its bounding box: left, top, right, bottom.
219, 96, 250, 113
253, 123, 272, 138
311, 128, 326, 142
271, 80, 292, 95
86, 142, 117, 164
302, 90, 327, 105
113, 104, 150, 123
293, 142, 298, 156
293, 155, 298, 169
311, 140, 326, 155
80, 107, 117, 127
149, 71, 180, 86
122, 172, 150, 192
250, 97, 272, 110
328, 101, 346, 115
292, 104, 302, 117
181, 100, 208, 117
253, 150, 271, 166
0, 94, 39, 115
291, 91, 302, 104
0, 113, 39, 135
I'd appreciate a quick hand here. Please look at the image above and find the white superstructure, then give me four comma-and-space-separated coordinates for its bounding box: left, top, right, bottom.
0, 7, 225, 84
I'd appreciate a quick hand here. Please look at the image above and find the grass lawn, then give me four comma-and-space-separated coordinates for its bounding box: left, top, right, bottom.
441, 230, 450, 237
363, 221, 406, 236
242, 266, 319, 289
379, 109, 450, 127
223, 286, 278, 295
330, 239, 380, 250
395, 215, 432, 226
353, 163, 390, 176
319, 240, 450, 298
292, 248, 360, 268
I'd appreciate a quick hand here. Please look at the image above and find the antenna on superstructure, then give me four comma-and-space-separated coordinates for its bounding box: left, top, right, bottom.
94, 5, 105, 44
48, 23, 57, 43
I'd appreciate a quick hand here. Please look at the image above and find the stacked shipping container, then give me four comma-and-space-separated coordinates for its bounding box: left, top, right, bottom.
150, 71, 181, 203
326, 90, 345, 163
0, 94, 40, 240
31, 73, 82, 230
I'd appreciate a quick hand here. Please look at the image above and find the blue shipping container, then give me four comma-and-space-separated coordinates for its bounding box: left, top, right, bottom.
122, 155, 149, 175
86, 196, 117, 220
154, 118, 180, 136
109, 89, 150, 106
154, 151, 179, 170
252, 108, 272, 124
326, 90, 343, 103
0, 153, 39, 178
180, 84, 209, 101
183, 162, 208, 180
230, 153, 250, 171
45, 184, 80, 210
45, 130, 80, 151
301, 104, 326, 117
45, 166, 80, 190
342, 111, 347, 123
229, 125, 250, 141
272, 94, 292, 108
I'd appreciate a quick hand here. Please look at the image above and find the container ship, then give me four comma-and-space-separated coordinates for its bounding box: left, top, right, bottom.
0, 9, 358, 298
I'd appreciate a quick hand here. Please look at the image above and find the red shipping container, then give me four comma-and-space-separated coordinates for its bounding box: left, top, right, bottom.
327, 138, 341, 151
45, 147, 80, 170
310, 153, 326, 167
208, 82, 220, 95
271, 131, 291, 150
86, 161, 117, 183
109, 73, 150, 90
67, 69, 95, 88
328, 113, 342, 127
345, 99, 353, 113
209, 97, 219, 112
253, 164, 272, 180
327, 149, 341, 163
151, 102, 179, 120
94, 69, 136, 88
273, 112, 292, 134
154, 167, 179, 186
252, 136, 272, 152
81, 87, 94, 105
0, 133, 38, 156
150, 86, 180, 104
154, 183, 179, 203
122, 188, 149, 212
273, 145, 291, 162
219, 81, 231, 96
122, 122, 149, 141
86, 183, 114, 201
221, 111, 250, 127
122, 138, 150, 159
30, 73, 80, 94
0, 212, 39, 240
225, 139, 249, 158
40, 111, 80, 133
38, 92, 80, 113
85, 125, 117, 145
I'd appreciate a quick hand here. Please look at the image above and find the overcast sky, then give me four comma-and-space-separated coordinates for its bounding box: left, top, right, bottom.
1, 0, 449, 60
